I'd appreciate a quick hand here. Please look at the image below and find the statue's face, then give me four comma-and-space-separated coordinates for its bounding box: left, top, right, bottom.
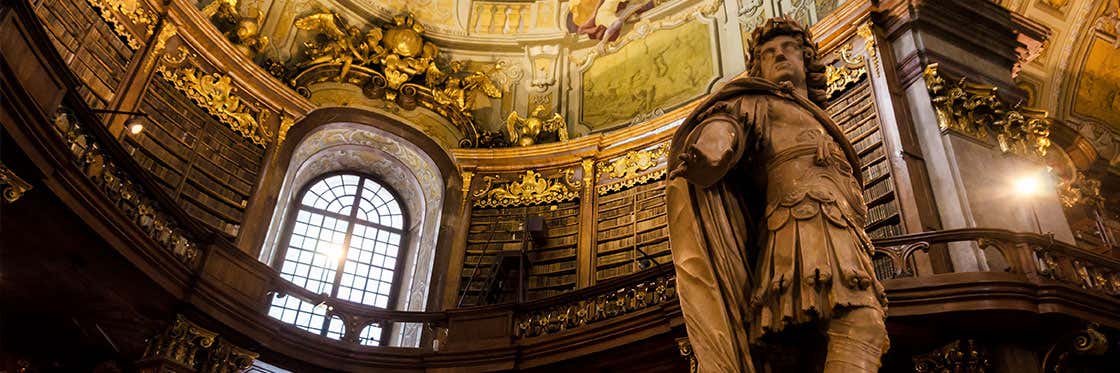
757, 34, 806, 87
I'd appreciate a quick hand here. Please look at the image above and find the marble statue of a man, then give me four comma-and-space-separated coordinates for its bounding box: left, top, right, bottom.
666, 17, 889, 372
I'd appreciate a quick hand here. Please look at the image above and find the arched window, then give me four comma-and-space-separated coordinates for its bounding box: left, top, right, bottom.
268, 173, 407, 344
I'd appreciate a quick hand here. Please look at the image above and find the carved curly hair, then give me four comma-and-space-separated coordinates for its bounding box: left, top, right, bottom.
747, 17, 828, 107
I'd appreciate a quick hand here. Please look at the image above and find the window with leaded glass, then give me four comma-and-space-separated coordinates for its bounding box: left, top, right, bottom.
268, 173, 407, 344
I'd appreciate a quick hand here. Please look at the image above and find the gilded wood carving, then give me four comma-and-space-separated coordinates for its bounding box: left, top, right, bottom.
285, 11, 503, 147
156, 53, 273, 146
923, 64, 1052, 157
824, 44, 867, 99
596, 142, 668, 195
472, 169, 582, 208
86, 0, 155, 50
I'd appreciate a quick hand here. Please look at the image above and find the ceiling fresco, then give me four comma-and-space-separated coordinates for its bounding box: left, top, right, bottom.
1074, 37, 1120, 128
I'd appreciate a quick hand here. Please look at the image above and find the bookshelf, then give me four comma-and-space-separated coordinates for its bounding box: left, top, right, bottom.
827, 78, 903, 239
594, 178, 671, 282
33, 0, 137, 109
459, 201, 581, 305
123, 78, 264, 238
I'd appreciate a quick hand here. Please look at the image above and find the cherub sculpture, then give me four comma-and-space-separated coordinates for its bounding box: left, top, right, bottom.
506, 105, 568, 147
294, 10, 364, 79
203, 0, 270, 56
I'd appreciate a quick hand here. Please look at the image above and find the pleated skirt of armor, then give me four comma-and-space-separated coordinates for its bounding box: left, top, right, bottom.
749, 193, 887, 340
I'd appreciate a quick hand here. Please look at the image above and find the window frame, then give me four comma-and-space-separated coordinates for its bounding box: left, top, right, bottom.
270, 171, 411, 344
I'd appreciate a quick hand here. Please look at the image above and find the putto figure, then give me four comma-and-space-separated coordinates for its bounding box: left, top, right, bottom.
667, 18, 889, 372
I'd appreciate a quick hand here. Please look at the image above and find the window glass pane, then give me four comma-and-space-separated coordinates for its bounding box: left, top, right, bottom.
267, 296, 327, 335
278, 173, 408, 330
359, 323, 382, 346
325, 316, 346, 340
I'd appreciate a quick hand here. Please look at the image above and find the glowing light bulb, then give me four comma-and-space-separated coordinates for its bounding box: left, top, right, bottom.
128, 122, 144, 135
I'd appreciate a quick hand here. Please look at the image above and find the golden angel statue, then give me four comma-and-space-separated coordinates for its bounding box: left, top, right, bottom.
294, 9, 364, 79
506, 105, 568, 147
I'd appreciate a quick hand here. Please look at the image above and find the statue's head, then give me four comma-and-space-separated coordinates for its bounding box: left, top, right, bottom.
748, 17, 827, 106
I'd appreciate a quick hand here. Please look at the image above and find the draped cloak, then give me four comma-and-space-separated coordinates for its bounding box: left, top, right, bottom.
667, 78, 885, 373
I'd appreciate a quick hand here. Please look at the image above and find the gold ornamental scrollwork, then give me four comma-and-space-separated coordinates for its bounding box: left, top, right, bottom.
276, 114, 297, 145
923, 64, 1052, 157
85, 0, 156, 50
0, 161, 32, 203
156, 61, 273, 147
472, 169, 581, 208
825, 44, 867, 100
286, 11, 503, 147
596, 143, 669, 195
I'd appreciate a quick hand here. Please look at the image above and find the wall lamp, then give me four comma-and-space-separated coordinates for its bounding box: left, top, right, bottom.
90, 109, 148, 137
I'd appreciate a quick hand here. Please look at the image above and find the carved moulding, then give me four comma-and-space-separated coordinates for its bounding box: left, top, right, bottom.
472, 168, 582, 208
86, 0, 156, 50
912, 339, 992, 373
596, 142, 669, 195
1042, 323, 1112, 373
824, 44, 867, 100
0, 161, 32, 203
284, 11, 504, 148
51, 111, 201, 266
141, 314, 258, 372
923, 64, 1053, 158
515, 274, 677, 338
156, 50, 273, 146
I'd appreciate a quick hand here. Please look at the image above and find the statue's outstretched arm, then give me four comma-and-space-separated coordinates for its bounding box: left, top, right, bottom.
670, 113, 746, 188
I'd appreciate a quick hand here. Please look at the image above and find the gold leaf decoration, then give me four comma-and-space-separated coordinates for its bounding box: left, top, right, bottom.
923, 64, 1051, 157
856, 22, 879, 75
596, 143, 669, 195
86, 0, 156, 50
156, 63, 273, 146
825, 44, 867, 100
473, 169, 581, 208
277, 114, 296, 145
287, 11, 503, 147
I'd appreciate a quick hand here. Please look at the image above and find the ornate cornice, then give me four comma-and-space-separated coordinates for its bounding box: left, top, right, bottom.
141, 314, 258, 372
472, 169, 581, 208
922, 63, 1052, 157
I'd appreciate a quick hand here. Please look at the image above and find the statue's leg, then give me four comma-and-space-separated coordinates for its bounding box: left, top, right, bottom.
823, 307, 888, 373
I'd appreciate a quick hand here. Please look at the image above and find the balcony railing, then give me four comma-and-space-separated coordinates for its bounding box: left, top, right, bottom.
872, 228, 1120, 298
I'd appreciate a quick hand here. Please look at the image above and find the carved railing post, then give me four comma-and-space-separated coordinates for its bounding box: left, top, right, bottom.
676, 337, 698, 373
